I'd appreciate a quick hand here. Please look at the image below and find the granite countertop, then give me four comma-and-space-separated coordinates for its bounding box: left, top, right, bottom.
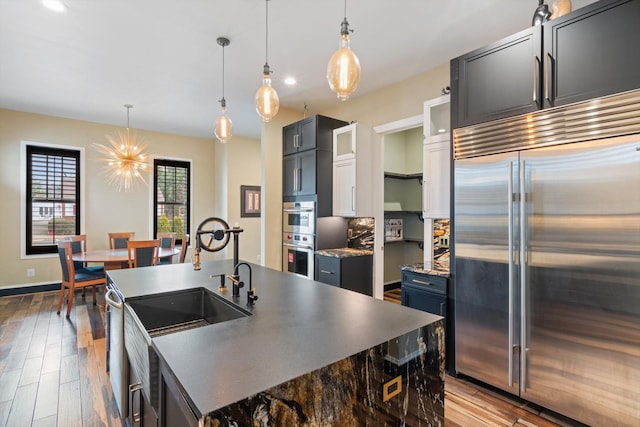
315, 247, 374, 258
107, 260, 440, 418
401, 263, 451, 278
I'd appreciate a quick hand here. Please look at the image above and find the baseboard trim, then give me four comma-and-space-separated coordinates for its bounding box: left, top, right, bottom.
384, 282, 401, 292
0, 283, 61, 297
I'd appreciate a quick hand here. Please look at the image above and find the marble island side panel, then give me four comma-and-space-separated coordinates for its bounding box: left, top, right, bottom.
200, 320, 444, 426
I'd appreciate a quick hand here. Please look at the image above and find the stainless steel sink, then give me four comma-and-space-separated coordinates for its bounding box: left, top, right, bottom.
123, 287, 251, 411
127, 287, 252, 337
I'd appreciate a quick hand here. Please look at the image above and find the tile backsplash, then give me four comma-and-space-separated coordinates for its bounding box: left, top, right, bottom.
347, 217, 374, 250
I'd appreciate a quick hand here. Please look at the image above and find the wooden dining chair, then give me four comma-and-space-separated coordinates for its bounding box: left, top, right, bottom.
109, 231, 135, 249
157, 232, 176, 264
57, 240, 106, 318
179, 234, 190, 263
65, 234, 104, 297
127, 240, 161, 268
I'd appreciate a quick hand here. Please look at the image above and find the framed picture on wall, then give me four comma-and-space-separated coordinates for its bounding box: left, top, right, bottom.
241, 185, 261, 217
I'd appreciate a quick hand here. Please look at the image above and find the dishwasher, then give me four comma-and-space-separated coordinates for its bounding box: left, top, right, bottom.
105, 280, 127, 418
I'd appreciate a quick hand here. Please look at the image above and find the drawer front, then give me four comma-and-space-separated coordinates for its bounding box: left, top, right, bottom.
316, 255, 340, 286
401, 271, 447, 294
401, 283, 447, 318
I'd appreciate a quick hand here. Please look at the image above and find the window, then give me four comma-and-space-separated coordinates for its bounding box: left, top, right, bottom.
26, 145, 81, 255
154, 159, 190, 243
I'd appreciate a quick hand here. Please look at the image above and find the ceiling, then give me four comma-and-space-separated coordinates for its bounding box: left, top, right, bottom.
0, 0, 596, 140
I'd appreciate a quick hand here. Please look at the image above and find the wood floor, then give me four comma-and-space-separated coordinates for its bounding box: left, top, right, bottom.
0, 289, 582, 427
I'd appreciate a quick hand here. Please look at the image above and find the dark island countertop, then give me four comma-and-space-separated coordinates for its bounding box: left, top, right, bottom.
107, 260, 442, 418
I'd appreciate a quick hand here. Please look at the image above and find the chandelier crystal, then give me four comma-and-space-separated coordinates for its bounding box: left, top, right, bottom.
255, 0, 279, 122
93, 105, 153, 192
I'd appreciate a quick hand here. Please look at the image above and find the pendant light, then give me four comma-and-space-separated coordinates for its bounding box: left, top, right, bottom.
550, 0, 572, 19
214, 36, 233, 143
255, 0, 279, 122
93, 104, 154, 192
326, 0, 361, 101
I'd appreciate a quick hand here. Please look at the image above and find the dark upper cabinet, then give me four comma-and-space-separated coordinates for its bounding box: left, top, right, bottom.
451, 26, 542, 128
452, 0, 640, 128
282, 115, 347, 216
543, 0, 640, 108
283, 150, 317, 197
283, 115, 342, 155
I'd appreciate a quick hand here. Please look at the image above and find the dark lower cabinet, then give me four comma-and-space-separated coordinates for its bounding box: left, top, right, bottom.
126, 356, 158, 427
159, 361, 198, 427
316, 254, 373, 296
401, 271, 453, 373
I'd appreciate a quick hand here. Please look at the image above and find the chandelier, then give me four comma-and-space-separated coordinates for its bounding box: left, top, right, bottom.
93, 104, 153, 192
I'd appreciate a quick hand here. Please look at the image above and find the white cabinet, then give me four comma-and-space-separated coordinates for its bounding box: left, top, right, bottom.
423, 95, 451, 219
423, 141, 450, 218
332, 123, 374, 217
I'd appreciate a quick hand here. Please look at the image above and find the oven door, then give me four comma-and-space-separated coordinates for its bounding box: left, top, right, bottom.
282, 243, 314, 279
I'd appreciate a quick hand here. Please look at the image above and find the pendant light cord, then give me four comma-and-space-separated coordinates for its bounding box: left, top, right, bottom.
344, 0, 347, 19
221, 43, 225, 100
265, 0, 269, 65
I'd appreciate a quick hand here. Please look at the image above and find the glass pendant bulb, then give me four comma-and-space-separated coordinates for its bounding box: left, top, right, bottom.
550, 0, 572, 18
255, 63, 279, 123
327, 18, 361, 101
214, 99, 233, 143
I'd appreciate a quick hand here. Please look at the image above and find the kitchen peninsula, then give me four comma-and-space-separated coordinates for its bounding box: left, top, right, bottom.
107, 260, 444, 426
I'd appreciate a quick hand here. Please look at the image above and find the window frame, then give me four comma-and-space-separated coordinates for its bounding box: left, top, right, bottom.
21, 142, 84, 258
153, 158, 191, 245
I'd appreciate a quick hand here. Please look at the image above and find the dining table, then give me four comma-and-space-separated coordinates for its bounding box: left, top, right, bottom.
72, 247, 181, 270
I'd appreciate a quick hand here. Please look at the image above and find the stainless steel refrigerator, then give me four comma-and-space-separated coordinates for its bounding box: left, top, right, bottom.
453, 90, 640, 426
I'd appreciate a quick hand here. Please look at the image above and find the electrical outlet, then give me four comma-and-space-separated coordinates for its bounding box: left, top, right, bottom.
27, 268, 35, 277
438, 236, 450, 248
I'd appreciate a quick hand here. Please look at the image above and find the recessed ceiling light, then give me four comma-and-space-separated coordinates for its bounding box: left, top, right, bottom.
42, 0, 67, 13
284, 77, 297, 86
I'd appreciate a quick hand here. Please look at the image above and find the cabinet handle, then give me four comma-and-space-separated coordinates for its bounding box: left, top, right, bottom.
297, 167, 301, 191
545, 52, 554, 105
320, 270, 334, 275
293, 167, 298, 193
533, 55, 540, 107
413, 279, 432, 286
351, 186, 355, 211
294, 134, 299, 148
128, 382, 143, 425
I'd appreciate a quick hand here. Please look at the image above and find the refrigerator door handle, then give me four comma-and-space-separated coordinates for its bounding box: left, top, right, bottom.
507, 161, 515, 388
519, 159, 528, 393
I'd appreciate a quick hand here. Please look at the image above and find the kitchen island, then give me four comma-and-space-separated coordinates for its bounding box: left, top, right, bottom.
107, 259, 444, 426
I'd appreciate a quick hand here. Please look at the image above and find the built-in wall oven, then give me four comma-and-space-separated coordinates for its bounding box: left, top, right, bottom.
282, 201, 315, 235
283, 232, 315, 279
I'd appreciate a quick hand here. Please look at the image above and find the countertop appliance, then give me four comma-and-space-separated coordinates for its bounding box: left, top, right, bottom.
453, 90, 640, 426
